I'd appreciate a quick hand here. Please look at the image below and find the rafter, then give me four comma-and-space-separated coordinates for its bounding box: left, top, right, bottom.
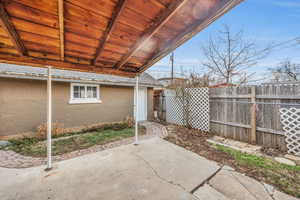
93, 0, 128, 65
0, 2, 26, 56
58, 0, 64, 60
138, 0, 244, 73
150, 0, 167, 8
115, 0, 187, 69
0, 53, 135, 77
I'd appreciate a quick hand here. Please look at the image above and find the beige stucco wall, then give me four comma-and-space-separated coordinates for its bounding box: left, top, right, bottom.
0, 78, 154, 137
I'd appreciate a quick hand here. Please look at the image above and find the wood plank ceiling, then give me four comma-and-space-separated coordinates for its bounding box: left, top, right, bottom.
0, 0, 243, 77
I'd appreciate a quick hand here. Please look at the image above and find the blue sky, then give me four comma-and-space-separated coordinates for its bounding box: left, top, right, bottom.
147, 0, 300, 80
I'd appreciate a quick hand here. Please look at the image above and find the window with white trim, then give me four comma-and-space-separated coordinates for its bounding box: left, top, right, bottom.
69, 83, 101, 104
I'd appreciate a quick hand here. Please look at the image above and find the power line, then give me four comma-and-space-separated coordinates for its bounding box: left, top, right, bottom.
170, 52, 174, 82
271, 42, 300, 52
269, 37, 300, 50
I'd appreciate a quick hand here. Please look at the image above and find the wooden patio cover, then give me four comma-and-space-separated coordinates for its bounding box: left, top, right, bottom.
0, 0, 242, 77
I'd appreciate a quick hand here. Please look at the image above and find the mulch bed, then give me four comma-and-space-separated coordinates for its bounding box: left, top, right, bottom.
165, 125, 247, 171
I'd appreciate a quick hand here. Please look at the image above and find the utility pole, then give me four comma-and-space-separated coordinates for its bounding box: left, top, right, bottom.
170, 52, 174, 83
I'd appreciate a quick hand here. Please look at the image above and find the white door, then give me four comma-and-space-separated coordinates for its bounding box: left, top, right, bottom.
134, 87, 147, 121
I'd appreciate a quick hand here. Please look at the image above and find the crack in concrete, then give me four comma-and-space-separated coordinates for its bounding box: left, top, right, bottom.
132, 153, 189, 193
190, 164, 223, 194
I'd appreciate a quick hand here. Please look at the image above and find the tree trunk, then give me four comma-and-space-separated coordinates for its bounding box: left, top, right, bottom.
225, 76, 230, 84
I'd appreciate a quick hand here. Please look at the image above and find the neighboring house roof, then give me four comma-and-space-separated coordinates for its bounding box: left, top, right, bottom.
157, 77, 188, 87
0, 64, 161, 87
157, 77, 187, 81
209, 83, 236, 88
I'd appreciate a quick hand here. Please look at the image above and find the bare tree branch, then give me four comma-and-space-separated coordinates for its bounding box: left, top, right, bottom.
268, 59, 300, 82
201, 25, 271, 84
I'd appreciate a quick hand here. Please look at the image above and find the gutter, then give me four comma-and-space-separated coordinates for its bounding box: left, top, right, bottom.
0, 73, 162, 88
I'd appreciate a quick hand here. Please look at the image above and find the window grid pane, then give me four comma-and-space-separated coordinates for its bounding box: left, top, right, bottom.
79, 86, 85, 98
73, 86, 79, 98
92, 87, 97, 98
73, 85, 98, 100
86, 86, 93, 98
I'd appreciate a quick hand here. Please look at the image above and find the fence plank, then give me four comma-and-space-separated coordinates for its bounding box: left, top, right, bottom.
250, 86, 257, 144
157, 84, 300, 151
209, 84, 300, 151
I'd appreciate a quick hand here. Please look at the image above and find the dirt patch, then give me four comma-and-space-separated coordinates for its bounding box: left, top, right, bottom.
165, 125, 300, 198
165, 126, 240, 169
261, 146, 284, 157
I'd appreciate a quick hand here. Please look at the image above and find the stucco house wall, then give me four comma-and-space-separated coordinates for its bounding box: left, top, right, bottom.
0, 77, 154, 137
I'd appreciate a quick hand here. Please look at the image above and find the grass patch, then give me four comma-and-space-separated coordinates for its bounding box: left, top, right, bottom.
4, 126, 145, 157
215, 144, 300, 197
44, 122, 132, 140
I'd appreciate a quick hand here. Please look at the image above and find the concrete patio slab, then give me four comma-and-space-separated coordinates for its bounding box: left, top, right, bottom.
193, 184, 230, 200
273, 190, 300, 200
209, 169, 273, 200
131, 137, 220, 192
0, 137, 219, 200
262, 183, 300, 200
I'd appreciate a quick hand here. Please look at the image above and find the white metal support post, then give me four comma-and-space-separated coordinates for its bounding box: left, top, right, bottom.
134, 75, 139, 145
46, 66, 52, 170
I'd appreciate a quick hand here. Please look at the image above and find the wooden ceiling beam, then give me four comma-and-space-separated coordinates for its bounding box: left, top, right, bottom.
138, 0, 244, 73
115, 0, 187, 70
150, 0, 167, 8
93, 0, 128, 65
0, 2, 27, 56
58, 0, 64, 60
0, 53, 136, 77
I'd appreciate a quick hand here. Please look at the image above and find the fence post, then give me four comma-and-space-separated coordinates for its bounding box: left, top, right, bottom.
250, 86, 257, 144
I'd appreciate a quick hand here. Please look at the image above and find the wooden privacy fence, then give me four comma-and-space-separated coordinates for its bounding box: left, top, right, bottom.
210, 84, 300, 151
155, 84, 300, 151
